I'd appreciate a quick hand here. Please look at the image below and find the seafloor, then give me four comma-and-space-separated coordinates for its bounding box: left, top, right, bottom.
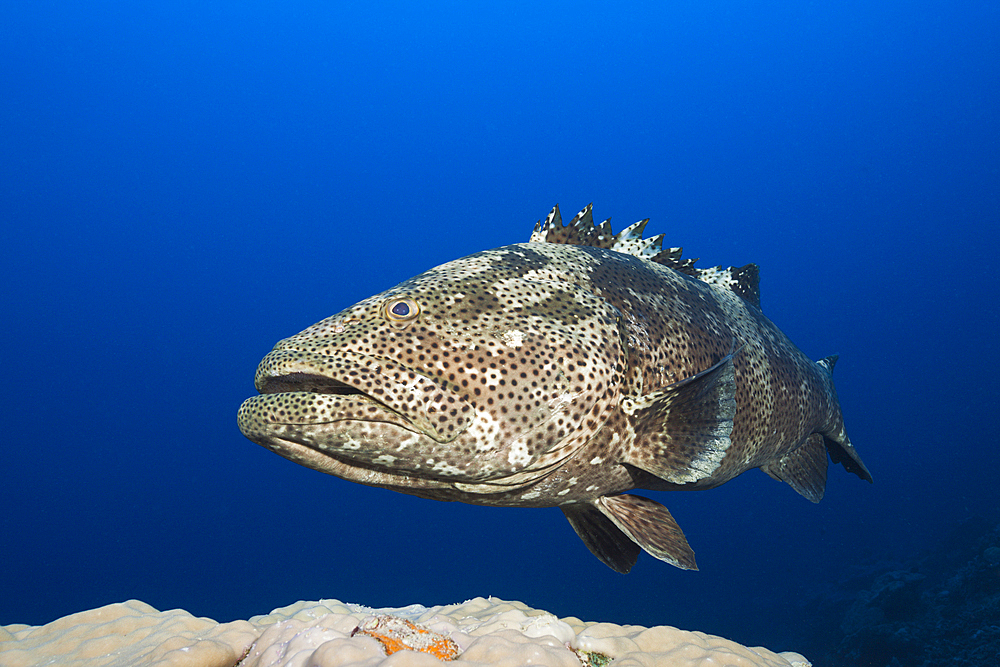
2, 518, 996, 666
1, 596, 810, 667
775, 515, 1000, 666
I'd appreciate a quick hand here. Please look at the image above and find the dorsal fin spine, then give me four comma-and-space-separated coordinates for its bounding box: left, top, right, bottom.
528, 204, 761, 306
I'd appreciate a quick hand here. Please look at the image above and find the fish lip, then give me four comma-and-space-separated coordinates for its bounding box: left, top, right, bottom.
249, 347, 474, 442
242, 390, 421, 432
235, 424, 459, 493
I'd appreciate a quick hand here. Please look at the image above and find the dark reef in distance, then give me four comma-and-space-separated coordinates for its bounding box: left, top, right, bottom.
785, 516, 999, 666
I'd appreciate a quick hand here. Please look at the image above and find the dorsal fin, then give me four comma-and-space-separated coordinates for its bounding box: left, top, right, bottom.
529, 204, 761, 306
529, 204, 615, 250
817, 354, 839, 374
530, 204, 698, 276
691, 263, 761, 308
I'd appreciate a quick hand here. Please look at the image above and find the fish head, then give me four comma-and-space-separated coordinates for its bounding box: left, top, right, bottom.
238, 244, 627, 491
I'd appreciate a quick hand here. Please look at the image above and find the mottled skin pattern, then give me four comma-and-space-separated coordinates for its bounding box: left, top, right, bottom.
239, 205, 871, 571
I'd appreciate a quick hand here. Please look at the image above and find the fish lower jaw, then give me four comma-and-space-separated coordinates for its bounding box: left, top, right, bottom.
244, 432, 462, 492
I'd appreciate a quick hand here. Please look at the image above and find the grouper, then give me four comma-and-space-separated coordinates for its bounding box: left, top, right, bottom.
238, 204, 872, 572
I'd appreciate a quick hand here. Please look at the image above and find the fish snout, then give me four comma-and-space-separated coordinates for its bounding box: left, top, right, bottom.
251, 348, 474, 443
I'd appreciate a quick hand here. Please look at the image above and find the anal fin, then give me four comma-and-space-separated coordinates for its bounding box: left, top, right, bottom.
761, 433, 829, 502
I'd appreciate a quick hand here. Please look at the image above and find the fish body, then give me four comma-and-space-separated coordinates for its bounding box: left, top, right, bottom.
238, 204, 871, 572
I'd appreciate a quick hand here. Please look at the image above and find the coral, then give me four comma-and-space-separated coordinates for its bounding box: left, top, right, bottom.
1, 596, 809, 667
351, 615, 461, 660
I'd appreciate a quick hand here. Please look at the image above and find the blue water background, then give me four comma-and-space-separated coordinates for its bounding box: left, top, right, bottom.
2, 0, 997, 653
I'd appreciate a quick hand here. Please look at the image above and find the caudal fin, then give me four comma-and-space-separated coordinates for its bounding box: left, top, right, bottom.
816, 355, 873, 483
827, 433, 873, 483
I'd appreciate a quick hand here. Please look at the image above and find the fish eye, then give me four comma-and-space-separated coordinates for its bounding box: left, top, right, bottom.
384, 297, 420, 323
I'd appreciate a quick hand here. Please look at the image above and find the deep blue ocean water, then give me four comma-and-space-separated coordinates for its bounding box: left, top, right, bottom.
2, 0, 997, 659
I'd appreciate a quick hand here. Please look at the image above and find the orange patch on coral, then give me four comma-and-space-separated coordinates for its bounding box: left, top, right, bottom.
352, 614, 461, 661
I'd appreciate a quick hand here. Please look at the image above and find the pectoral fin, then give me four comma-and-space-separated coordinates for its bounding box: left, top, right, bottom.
623, 351, 737, 484
561, 494, 697, 572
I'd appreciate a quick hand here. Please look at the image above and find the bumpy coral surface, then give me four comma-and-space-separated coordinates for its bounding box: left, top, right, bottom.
0, 596, 811, 667
352, 614, 461, 660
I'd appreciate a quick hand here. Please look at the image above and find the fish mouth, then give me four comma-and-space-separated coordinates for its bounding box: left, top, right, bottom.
255, 372, 368, 397
240, 348, 474, 444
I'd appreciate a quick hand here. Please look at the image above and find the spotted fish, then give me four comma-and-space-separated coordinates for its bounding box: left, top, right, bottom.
238, 204, 872, 573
